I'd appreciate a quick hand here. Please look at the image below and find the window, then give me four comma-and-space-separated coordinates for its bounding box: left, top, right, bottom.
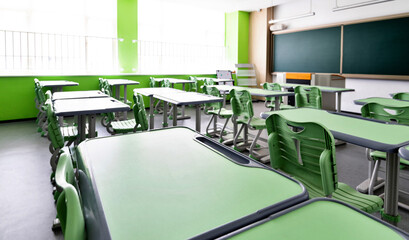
138, 0, 228, 74
0, 0, 117, 75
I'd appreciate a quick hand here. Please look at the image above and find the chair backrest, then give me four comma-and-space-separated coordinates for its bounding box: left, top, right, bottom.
56, 184, 85, 240
98, 78, 104, 90
361, 103, 409, 125
161, 79, 171, 88
202, 86, 222, 112
204, 78, 215, 86
230, 89, 254, 121
101, 88, 116, 122
45, 90, 52, 100
295, 86, 322, 109
34, 79, 47, 105
393, 92, 409, 101
133, 93, 149, 131
262, 82, 282, 102
34, 79, 41, 101
46, 100, 65, 149
188, 76, 198, 92
55, 152, 75, 189
266, 113, 337, 197
149, 77, 157, 88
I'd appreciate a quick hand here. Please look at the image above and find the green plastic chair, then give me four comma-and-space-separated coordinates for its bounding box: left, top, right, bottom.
393, 92, 409, 101
161, 79, 171, 88
55, 169, 85, 240
295, 86, 322, 109
35, 79, 49, 135
53, 151, 76, 201
204, 78, 215, 86
360, 103, 409, 195
105, 93, 149, 134
202, 86, 233, 142
188, 76, 198, 92
230, 89, 268, 160
45, 99, 89, 171
262, 83, 294, 111
266, 113, 383, 213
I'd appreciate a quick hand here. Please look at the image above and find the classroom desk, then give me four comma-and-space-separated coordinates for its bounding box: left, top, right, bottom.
105, 79, 139, 119
354, 97, 409, 107
153, 78, 195, 89
75, 127, 308, 240
195, 77, 234, 85
52, 90, 108, 101
260, 108, 409, 224
220, 199, 409, 240
53, 97, 130, 141
39, 80, 79, 92
134, 88, 222, 132
134, 88, 184, 129
278, 83, 355, 112
211, 85, 294, 110
154, 78, 196, 119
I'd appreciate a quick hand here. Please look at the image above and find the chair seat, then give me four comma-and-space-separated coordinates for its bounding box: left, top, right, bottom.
111, 119, 136, 133
298, 177, 383, 213
238, 117, 266, 130
333, 183, 383, 213
207, 108, 233, 118
61, 125, 91, 140
370, 151, 409, 166
280, 104, 295, 110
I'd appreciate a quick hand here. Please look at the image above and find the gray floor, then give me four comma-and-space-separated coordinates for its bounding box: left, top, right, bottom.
1, 101, 409, 239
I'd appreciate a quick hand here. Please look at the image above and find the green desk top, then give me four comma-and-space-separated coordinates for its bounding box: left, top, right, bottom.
354, 97, 409, 107
279, 83, 355, 93
76, 127, 307, 240
223, 199, 407, 240
261, 108, 409, 152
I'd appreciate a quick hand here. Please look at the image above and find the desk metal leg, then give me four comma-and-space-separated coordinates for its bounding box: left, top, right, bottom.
163, 101, 168, 127
173, 104, 178, 126
274, 96, 280, 110
336, 92, 341, 112
196, 105, 201, 132
115, 85, 120, 99
88, 114, 96, 138
177, 83, 191, 120
222, 93, 227, 107
123, 85, 128, 119
78, 115, 86, 142
383, 152, 400, 225
149, 96, 154, 129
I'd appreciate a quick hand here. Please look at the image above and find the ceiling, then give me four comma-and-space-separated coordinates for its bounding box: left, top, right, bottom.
163, 0, 297, 12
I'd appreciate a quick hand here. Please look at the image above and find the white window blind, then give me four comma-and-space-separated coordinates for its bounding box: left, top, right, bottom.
0, 0, 117, 75
138, 0, 229, 74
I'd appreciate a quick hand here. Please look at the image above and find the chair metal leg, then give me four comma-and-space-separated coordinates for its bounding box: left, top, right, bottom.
249, 129, 262, 158
219, 117, 231, 143
233, 124, 245, 151
206, 115, 216, 137
368, 159, 381, 195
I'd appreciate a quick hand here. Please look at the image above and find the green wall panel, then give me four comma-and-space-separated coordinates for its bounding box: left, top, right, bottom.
0, 74, 215, 122
237, 11, 249, 64
117, 0, 138, 73
225, 11, 249, 65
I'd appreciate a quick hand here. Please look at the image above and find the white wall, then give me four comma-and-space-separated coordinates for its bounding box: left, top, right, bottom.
274, 0, 409, 113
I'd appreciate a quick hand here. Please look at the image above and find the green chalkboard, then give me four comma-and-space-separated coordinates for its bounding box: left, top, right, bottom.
343, 17, 409, 75
273, 27, 341, 73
